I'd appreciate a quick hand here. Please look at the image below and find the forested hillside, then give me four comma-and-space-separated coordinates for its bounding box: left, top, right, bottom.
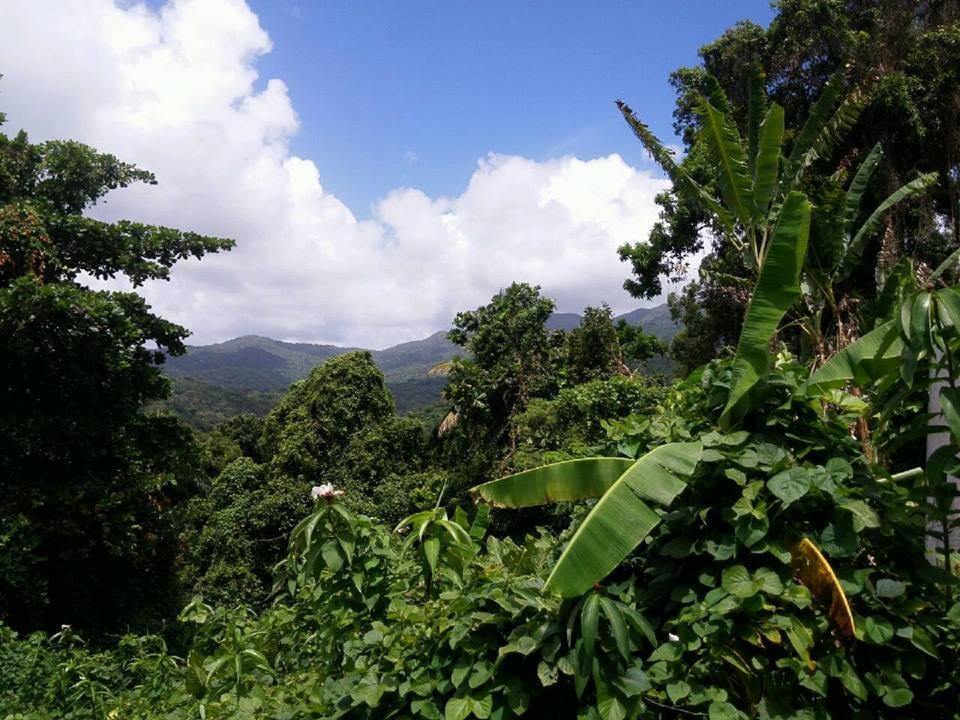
2, 1, 960, 718
160, 307, 679, 425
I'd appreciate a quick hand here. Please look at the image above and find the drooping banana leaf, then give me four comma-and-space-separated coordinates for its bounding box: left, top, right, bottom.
698, 100, 753, 227
471, 457, 635, 508
842, 143, 883, 228
835, 173, 938, 282
545, 441, 702, 598
617, 100, 735, 236
719, 192, 811, 429
752, 103, 784, 219
804, 320, 902, 395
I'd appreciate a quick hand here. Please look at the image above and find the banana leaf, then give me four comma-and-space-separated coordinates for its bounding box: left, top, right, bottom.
545, 441, 702, 598
805, 320, 902, 394
719, 192, 811, 428
752, 103, 784, 219
471, 457, 635, 508
699, 100, 753, 226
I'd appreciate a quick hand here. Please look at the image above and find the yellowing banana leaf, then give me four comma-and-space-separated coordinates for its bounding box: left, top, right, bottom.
545, 441, 702, 598
791, 537, 856, 642
719, 192, 811, 429
805, 320, 902, 395
471, 457, 635, 508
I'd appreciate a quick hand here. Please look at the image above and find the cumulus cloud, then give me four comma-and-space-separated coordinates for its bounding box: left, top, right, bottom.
0, 0, 671, 348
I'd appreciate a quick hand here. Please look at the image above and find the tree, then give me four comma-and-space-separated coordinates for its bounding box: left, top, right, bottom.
260, 351, 395, 482
564, 304, 623, 384
444, 283, 557, 457
0, 115, 232, 633
619, 2, 960, 369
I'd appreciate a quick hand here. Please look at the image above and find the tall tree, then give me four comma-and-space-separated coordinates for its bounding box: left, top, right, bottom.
0, 114, 232, 633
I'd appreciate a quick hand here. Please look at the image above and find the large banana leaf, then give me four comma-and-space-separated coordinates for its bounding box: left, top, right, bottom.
797, 90, 867, 175
752, 103, 784, 219
617, 100, 735, 236
842, 143, 883, 228
835, 172, 937, 282
545, 441, 702, 598
471, 457, 635, 508
804, 320, 902, 394
719, 192, 811, 429
698, 100, 753, 226
746, 64, 767, 179
783, 73, 843, 183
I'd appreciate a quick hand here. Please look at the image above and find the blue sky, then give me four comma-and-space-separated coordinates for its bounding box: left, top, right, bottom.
248, 1, 775, 215
2, 0, 777, 346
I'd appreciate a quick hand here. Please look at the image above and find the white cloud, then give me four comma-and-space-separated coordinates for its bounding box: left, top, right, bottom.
0, 0, 671, 348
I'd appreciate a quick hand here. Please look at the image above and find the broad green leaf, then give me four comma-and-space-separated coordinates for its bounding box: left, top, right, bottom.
444, 698, 470, 720
768, 467, 812, 507
884, 688, 914, 708
545, 441, 702, 597
699, 100, 753, 226
752, 103, 784, 218
875, 578, 906, 598
800, 89, 868, 176
837, 173, 937, 282
746, 63, 767, 178
805, 320, 902, 394
843, 143, 883, 228
719, 192, 811, 428
471, 457, 634, 508
721, 565, 758, 598
941, 387, 960, 445
782, 72, 844, 191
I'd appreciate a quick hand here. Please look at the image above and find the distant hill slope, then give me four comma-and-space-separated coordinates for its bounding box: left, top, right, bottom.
161, 303, 680, 426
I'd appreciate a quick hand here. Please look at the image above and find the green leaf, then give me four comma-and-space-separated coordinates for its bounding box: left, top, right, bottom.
746, 63, 767, 178
617, 100, 735, 236
444, 698, 470, 720
768, 467, 812, 507
708, 700, 743, 720
875, 578, 906, 598
843, 143, 883, 228
805, 320, 902, 394
545, 442, 702, 597
720, 192, 811, 428
837, 173, 938, 282
939, 386, 960, 445
581, 594, 600, 666
667, 680, 691, 703
782, 73, 844, 188
471, 457, 634, 508
423, 537, 440, 575
721, 565, 757, 598
752, 103, 784, 218
698, 100, 754, 226
836, 498, 880, 531
597, 695, 627, 720
599, 597, 630, 660
863, 616, 895, 644
883, 688, 914, 708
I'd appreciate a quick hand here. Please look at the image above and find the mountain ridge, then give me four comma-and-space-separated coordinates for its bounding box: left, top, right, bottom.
161, 303, 680, 422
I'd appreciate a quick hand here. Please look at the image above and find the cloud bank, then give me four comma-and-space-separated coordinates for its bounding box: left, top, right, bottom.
0, 0, 670, 348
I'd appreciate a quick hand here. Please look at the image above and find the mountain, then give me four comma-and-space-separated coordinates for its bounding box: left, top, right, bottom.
160, 303, 679, 427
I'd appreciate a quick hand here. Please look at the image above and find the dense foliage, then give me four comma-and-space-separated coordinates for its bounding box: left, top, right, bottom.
0, 118, 232, 634
2, 2, 960, 717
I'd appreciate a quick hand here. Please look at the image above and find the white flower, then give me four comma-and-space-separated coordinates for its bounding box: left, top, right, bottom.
668, 632, 680, 642
311, 483, 344, 500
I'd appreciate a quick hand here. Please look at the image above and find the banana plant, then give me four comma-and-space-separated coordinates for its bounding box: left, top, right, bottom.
801, 142, 937, 359
472, 442, 702, 597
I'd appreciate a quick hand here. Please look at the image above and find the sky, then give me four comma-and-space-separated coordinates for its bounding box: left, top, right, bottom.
0, 0, 775, 348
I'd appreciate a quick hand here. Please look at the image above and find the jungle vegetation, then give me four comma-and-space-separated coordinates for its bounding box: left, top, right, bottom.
2, 2, 960, 718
